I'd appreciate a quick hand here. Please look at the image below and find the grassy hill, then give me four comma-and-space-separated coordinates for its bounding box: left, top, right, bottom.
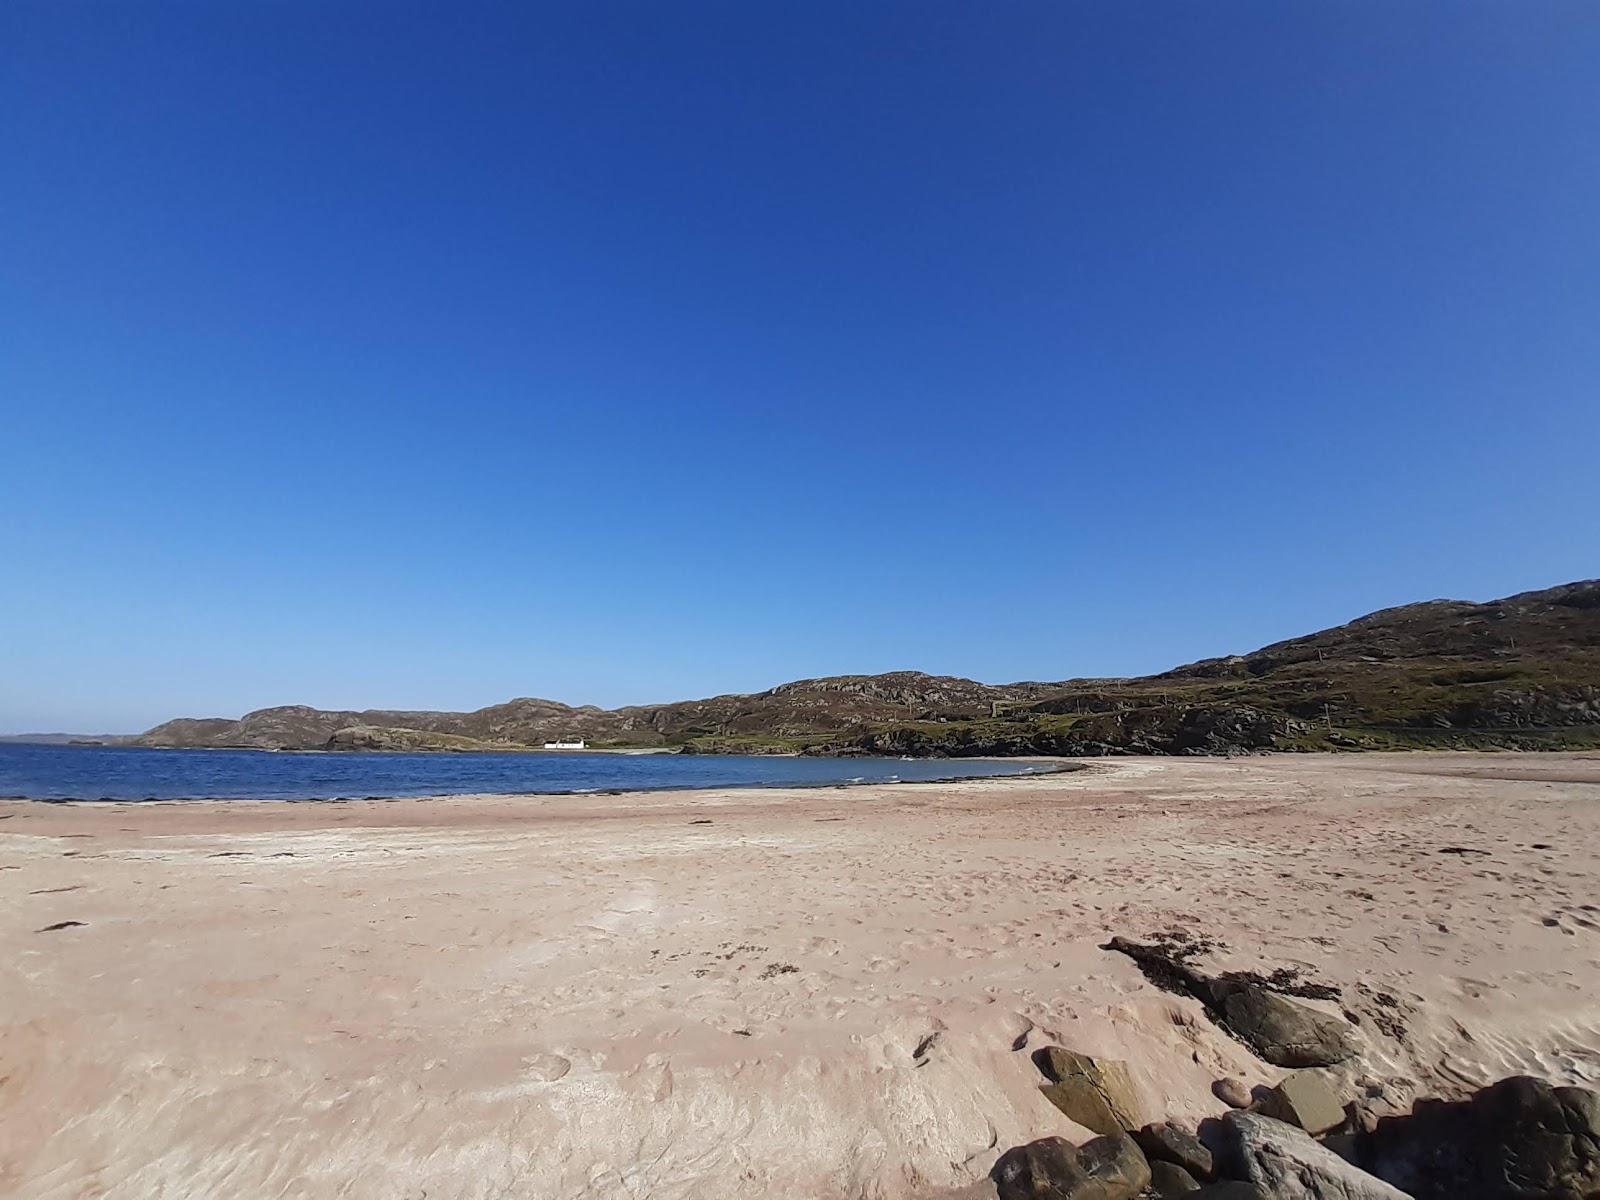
135, 580, 1600, 756
820, 580, 1600, 757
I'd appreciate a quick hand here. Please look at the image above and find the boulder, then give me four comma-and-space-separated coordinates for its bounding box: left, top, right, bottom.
994, 1137, 1080, 1200
1213, 1077, 1254, 1109
1558, 1083, 1600, 1136
992, 1133, 1151, 1200
1149, 1160, 1202, 1196
1075, 1133, 1151, 1200
1500, 1081, 1600, 1197
1035, 1048, 1144, 1133
1134, 1122, 1215, 1181
1221, 1111, 1411, 1200
1041, 1081, 1124, 1138
1203, 981, 1357, 1067
1258, 1071, 1347, 1134
1364, 1075, 1600, 1200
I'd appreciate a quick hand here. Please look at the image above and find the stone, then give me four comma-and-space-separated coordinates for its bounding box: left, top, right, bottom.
1149, 1160, 1201, 1196
1213, 1077, 1254, 1109
1041, 1081, 1124, 1138
1364, 1075, 1600, 1200
1035, 1047, 1144, 1132
1222, 1111, 1412, 1200
994, 1138, 1081, 1200
1258, 1071, 1347, 1134
1075, 1133, 1152, 1200
1204, 981, 1357, 1067
992, 1133, 1152, 1200
1556, 1085, 1600, 1136
1134, 1122, 1215, 1181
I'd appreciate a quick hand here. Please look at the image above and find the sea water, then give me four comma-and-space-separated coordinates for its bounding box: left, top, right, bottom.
0, 742, 1057, 801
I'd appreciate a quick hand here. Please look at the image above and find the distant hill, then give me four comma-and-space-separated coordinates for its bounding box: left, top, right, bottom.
0, 733, 133, 746
134, 580, 1600, 756
137, 674, 1061, 753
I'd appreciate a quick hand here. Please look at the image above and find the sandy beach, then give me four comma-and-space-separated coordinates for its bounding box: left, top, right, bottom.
4, 753, 1599, 1199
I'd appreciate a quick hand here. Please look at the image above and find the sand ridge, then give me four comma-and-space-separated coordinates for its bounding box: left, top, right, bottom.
3, 754, 1599, 1198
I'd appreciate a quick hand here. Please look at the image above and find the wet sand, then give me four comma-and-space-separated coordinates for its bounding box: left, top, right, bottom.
4, 753, 1599, 1198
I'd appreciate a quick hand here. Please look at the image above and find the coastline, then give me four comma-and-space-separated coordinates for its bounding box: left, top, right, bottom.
5, 753, 1598, 1198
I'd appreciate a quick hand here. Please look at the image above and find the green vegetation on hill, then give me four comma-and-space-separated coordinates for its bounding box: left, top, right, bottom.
135, 580, 1600, 757
806, 580, 1600, 757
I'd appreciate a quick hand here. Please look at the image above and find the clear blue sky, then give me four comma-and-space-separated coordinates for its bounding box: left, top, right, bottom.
3, 3, 1597, 733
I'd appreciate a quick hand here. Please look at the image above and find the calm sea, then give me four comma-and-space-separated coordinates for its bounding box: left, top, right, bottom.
0, 743, 1056, 801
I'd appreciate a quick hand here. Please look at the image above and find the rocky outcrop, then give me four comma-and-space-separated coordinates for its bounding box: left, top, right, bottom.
840, 704, 1286, 758
675, 737, 796, 756
999, 1025, 1596, 1200
992, 1133, 1151, 1200
1102, 938, 1357, 1068
1053, 705, 1283, 757
1218, 1112, 1411, 1200
1438, 685, 1600, 729
1199, 981, 1356, 1068
1363, 1076, 1600, 1200
324, 725, 487, 752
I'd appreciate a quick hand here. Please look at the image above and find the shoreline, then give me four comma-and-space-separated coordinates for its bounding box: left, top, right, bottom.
5, 753, 1598, 1198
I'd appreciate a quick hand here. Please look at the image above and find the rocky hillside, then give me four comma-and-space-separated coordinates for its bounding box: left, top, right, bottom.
138, 699, 624, 752
135, 580, 1600, 756
827, 579, 1600, 757
136, 673, 1060, 753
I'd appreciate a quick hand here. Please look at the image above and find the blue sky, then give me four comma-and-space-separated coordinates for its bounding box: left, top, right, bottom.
3, 3, 1597, 732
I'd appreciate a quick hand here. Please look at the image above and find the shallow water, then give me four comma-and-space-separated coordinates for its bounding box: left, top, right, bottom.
0, 742, 1054, 801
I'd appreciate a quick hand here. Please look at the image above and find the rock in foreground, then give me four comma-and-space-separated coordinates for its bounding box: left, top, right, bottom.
1134, 1121, 1216, 1181
1364, 1075, 1600, 1200
1036, 1047, 1144, 1136
1148, 1159, 1203, 1196
1220, 1111, 1411, 1200
992, 1133, 1151, 1200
